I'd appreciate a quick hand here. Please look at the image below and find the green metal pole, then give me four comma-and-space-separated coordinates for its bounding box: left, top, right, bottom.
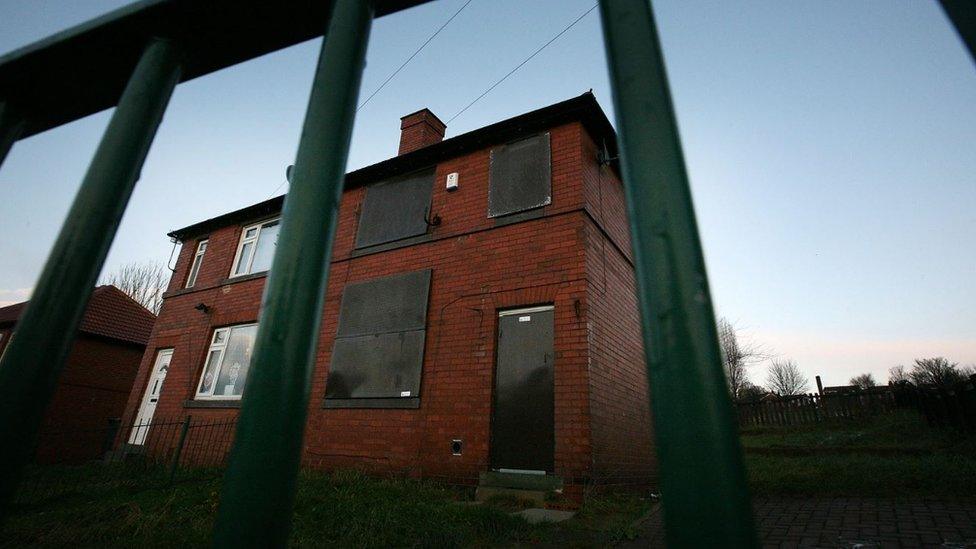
0, 100, 25, 169
597, 1, 757, 546
0, 38, 181, 511
940, 0, 976, 64
212, 1, 372, 546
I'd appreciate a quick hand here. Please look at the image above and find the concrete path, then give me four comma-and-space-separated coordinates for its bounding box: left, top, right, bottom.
622, 497, 976, 548
513, 508, 576, 524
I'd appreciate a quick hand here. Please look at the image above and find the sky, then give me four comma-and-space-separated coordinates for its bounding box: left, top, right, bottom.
0, 0, 973, 389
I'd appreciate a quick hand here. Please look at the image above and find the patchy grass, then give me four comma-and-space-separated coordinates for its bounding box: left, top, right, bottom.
1, 468, 652, 547
741, 411, 976, 497
740, 410, 974, 452
565, 493, 655, 542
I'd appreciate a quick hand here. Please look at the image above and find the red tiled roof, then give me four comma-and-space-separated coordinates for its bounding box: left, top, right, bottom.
0, 301, 26, 325
0, 285, 156, 346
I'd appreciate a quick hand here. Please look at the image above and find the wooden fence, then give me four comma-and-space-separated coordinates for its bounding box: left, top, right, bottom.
736, 391, 896, 427
913, 382, 976, 431
736, 379, 976, 430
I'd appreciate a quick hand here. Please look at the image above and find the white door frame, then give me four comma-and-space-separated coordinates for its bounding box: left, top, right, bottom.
129, 348, 173, 445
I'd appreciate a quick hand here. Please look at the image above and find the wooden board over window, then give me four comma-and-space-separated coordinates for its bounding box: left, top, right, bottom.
355, 169, 434, 249
488, 133, 551, 218
325, 269, 432, 407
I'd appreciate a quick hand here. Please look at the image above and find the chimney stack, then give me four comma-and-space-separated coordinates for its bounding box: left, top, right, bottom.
398, 108, 446, 155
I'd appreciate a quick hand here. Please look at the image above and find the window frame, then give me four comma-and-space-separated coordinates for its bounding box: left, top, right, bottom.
229, 217, 280, 278
185, 239, 208, 288
194, 323, 258, 401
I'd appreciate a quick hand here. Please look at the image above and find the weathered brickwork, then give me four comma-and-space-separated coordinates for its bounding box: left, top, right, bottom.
33, 336, 145, 463
122, 107, 657, 498
580, 130, 656, 489
1, 287, 152, 464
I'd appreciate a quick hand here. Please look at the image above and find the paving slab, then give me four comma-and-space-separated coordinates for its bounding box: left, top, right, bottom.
621, 497, 976, 548
514, 508, 576, 524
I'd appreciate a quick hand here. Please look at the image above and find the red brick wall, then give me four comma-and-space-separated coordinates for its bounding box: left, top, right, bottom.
580, 130, 656, 488
34, 335, 145, 463
123, 120, 655, 496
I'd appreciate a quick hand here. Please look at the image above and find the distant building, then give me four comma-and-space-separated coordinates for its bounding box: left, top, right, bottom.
0, 285, 156, 463
121, 93, 655, 501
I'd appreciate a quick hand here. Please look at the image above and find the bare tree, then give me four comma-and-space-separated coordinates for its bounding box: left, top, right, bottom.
888, 365, 909, 385
738, 381, 767, 403
908, 357, 966, 387
765, 359, 809, 396
849, 373, 876, 390
101, 260, 169, 314
717, 317, 767, 400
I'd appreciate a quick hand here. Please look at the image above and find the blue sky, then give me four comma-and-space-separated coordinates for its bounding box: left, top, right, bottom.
0, 0, 973, 388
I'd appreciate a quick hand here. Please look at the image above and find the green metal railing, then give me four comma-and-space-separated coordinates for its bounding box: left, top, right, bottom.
212, 1, 373, 544
0, 0, 971, 546
599, 1, 755, 545
0, 36, 183, 505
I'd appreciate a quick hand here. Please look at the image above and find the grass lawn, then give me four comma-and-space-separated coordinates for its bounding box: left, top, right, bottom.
741, 410, 976, 498
0, 469, 653, 548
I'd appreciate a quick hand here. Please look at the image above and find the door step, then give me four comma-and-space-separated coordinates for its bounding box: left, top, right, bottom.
479, 471, 563, 491
475, 486, 548, 507
475, 471, 563, 506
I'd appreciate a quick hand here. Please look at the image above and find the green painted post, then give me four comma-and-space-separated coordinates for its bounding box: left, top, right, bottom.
940, 0, 976, 64
597, 1, 758, 546
0, 38, 182, 511
0, 100, 25, 169
212, 0, 373, 546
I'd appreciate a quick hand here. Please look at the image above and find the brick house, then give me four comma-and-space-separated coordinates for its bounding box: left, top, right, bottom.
0, 285, 156, 463
121, 93, 654, 498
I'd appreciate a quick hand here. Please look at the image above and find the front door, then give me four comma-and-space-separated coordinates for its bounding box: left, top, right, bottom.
129, 348, 172, 445
490, 306, 555, 473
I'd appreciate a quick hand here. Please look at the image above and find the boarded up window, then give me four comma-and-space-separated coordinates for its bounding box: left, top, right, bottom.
325, 269, 432, 401
488, 133, 551, 218
355, 169, 434, 248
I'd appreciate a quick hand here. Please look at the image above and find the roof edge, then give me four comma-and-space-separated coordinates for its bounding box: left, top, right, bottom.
168, 92, 617, 241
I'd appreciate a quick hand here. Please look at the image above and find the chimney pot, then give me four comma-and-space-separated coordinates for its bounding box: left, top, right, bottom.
398, 108, 446, 155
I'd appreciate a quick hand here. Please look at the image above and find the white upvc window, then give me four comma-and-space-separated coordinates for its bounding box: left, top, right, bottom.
185, 239, 208, 288
195, 323, 258, 400
230, 219, 280, 277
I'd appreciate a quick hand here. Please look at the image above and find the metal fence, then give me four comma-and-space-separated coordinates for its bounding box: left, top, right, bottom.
13, 416, 236, 506
0, 0, 971, 547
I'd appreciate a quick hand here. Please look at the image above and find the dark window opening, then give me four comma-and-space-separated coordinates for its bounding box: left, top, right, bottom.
355, 169, 434, 249
325, 269, 432, 404
488, 132, 551, 218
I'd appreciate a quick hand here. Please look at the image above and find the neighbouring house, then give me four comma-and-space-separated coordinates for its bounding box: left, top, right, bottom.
120, 93, 655, 501
0, 285, 156, 463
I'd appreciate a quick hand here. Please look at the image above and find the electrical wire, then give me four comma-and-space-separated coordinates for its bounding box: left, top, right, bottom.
357, 0, 475, 111
445, 3, 597, 124
269, 0, 475, 198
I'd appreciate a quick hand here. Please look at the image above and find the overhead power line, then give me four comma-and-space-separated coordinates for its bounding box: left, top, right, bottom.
446, 3, 597, 125
357, 0, 475, 111
270, 0, 474, 198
